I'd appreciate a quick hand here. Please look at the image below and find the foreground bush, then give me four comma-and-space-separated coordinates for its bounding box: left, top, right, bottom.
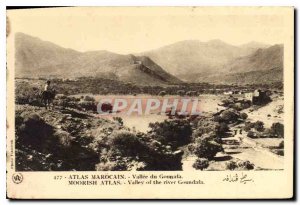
278, 140, 284, 148
84, 95, 95, 102
93, 130, 183, 171
148, 119, 192, 148
193, 158, 209, 170
240, 113, 248, 120
271, 122, 284, 138
15, 113, 55, 151
254, 121, 264, 132
15, 111, 98, 171
15, 83, 42, 106
244, 121, 265, 133
226, 160, 255, 170
190, 134, 223, 160
219, 109, 239, 123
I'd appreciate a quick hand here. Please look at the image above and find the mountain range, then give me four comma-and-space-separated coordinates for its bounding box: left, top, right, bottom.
15, 32, 283, 85
15, 33, 181, 85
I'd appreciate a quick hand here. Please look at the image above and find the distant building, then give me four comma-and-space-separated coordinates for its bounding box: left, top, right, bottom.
133, 60, 142, 65
224, 91, 233, 95
245, 92, 253, 101
245, 89, 270, 105
224, 90, 244, 98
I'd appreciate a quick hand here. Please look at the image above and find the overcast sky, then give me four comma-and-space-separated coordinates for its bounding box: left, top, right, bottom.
8, 7, 286, 54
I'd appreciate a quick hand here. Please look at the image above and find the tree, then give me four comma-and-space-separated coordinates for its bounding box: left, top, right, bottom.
240, 113, 248, 120
216, 122, 229, 135
193, 158, 209, 170
220, 109, 239, 123
244, 121, 254, 132
254, 121, 264, 132
271, 122, 284, 138
192, 135, 223, 160
148, 120, 192, 148
247, 131, 256, 138
278, 140, 284, 148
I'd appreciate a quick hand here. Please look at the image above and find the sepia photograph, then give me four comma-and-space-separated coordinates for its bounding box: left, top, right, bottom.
6, 6, 294, 199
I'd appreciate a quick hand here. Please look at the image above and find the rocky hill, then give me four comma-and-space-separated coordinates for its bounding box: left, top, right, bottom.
196, 45, 284, 84
141, 39, 268, 79
197, 67, 283, 85
15, 33, 283, 85
15, 33, 181, 86
225, 44, 283, 73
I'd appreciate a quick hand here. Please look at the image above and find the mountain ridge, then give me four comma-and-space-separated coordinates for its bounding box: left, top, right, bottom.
15, 32, 282, 85
140, 39, 271, 78
15, 32, 182, 86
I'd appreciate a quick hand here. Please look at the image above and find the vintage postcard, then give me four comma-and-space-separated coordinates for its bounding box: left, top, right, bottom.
6, 7, 294, 199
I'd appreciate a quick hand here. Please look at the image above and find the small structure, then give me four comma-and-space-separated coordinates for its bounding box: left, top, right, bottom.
244, 89, 270, 105
224, 90, 244, 98
133, 60, 142, 65
245, 92, 253, 101
224, 91, 233, 95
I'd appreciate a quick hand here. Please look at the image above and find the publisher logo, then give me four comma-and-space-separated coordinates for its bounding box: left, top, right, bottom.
12, 173, 23, 184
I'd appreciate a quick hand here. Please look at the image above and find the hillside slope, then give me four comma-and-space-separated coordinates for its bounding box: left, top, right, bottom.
15, 33, 181, 85
197, 68, 283, 85
225, 44, 283, 73
141, 39, 268, 78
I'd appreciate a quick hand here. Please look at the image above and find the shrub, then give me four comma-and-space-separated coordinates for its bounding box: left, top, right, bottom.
84, 96, 95, 102
96, 160, 128, 171
232, 102, 243, 111
100, 102, 113, 113
109, 131, 146, 157
15, 113, 55, 151
221, 99, 234, 107
237, 160, 254, 170
278, 140, 284, 148
192, 135, 223, 160
193, 158, 209, 170
226, 161, 238, 170
220, 109, 239, 123
78, 101, 97, 111
216, 122, 229, 135
148, 119, 192, 148
244, 121, 254, 132
15, 83, 42, 106
226, 160, 254, 170
254, 121, 264, 132
270, 122, 284, 138
113, 117, 124, 126
247, 131, 256, 138
213, 115, 222, 122
158, 91, 166, 96
240, 113, 248, 120
244, 101, 252, 109
93, 130, 184, 171
273, 149, 284, 156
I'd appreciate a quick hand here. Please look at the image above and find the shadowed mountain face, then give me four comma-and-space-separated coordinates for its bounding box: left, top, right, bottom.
15, 33, 182, 86
196, 44, 284, 84
225, 44, 283, 73
141, 40, 270, 78
142, 40, 283, 84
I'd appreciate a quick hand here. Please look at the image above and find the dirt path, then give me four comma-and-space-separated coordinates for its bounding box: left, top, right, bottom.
234, 133, 284, 170
223, 126, 284, 170
244, 96, 284, 127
